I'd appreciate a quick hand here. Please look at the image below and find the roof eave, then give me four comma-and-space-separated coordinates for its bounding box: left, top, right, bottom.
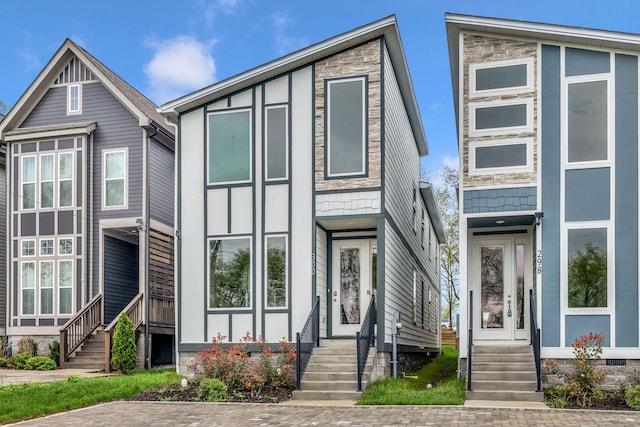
419, 182, 446, 244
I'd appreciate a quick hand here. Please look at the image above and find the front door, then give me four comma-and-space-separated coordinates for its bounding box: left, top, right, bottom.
470, 235, 531, 342
331, 239, 372, 336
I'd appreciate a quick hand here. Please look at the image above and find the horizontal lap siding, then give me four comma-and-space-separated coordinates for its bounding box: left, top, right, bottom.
0, 161, 5, 329
149, 140, 174, 226
103, 235, 139, 324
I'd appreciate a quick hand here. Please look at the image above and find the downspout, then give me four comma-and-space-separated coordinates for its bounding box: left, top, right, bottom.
144, 123, 158, 369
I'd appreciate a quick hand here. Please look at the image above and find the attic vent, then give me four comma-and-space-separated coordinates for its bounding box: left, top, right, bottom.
605, 359, 627, 366
54, 56, 97, 85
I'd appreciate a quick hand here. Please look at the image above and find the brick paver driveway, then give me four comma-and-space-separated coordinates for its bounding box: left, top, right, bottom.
9, 402, 639, 426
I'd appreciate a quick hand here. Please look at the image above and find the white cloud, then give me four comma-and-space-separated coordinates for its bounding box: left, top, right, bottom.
270, 12, 308, 55
442, 155, 459, 171
144, 35, 217, 104
197, 0, 242, 27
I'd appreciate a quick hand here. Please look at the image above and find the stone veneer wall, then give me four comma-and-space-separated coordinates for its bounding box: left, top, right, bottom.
315, 39, 381, 191
463, 34, 538, 188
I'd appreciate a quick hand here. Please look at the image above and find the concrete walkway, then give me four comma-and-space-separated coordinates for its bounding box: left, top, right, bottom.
0, 368, 112, 386
8, 401, 640, 426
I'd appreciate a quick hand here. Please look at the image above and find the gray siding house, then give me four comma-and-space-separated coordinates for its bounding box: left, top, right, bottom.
161, 15, 445, 394
447, 13, 640, 399
0, 39, 175, 369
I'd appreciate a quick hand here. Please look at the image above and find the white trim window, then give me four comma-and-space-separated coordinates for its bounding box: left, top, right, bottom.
265, 105, 288, 181
265, 235, 287, 309
326, 77, 366, 177
21, 239, 35, 257
469, 138, 534, 174
40, 261, 54, 315
469, 98, 534, 136
68, 84, 82, 114
22, 156, 36, 210
40, 154, 54, 209
40, 238, 54, 256
59, 238, 74, 255
469, 58, 534, 97
208, 237, 252, 309
103, 149, 127, 208
59, 152, 74, 207
59, 260, 73, 315
21, 261, 36, 315
207, 109, 252, 185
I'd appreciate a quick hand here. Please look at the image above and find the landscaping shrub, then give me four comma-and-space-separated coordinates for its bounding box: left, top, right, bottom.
198, 378, 228, 401
26, 356, 56, 371
625, 384, 640, 410
48, 341, 60, 367
544, 385, 572, 409
18, 337, 37, 356
110, 313, 137, 374
0, 357, 7, 368
568, 332, 606, 407
13, 352, 30, 369
0, 337, 8, 358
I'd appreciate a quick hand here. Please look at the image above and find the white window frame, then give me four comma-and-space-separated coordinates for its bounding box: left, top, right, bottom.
264, 234, 288, 309
59, 237, 74, 255
68, 84, 82, 114
58, 152, 74, 207
265, 105, 289, 181
207, 109, 253, 185
207, 236, 253, 310
21, 239, 36, 257
102, 149, 127, 209
40, 238, 55, 256
21, 261, 36, 316
58, 259, 74, 315
469, 57, 534, 97
21, 155, 36, 210
39, 260, 54, 315
326, 76, 366, 177
469, 138, 534, 175
469, 98, 534, 137
40, 153, 55, 209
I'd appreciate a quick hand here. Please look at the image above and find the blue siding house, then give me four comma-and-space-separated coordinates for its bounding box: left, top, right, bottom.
0, 39, 175, 369
447, 13, 640, 397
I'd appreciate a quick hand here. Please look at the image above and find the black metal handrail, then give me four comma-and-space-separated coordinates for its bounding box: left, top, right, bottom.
295, 295, 320, 389
467, 290, 473, 391
356, 296, 376, 392
529, 289, 542, 392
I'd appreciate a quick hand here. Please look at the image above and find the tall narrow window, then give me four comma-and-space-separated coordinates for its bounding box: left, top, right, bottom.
68, 84, 81, 114
568, 228, 607, 308
21, 262, 35, 315
327, 77, 366, 177
421, 210, 425, 249
209, 238, 251, 308
208, 110, 251, 184
59, 260, 73, 315
40, 154, 54, 208
104, 150, 126, 208
266, 235, 287, 308
22, 156, 36, 209
265, 106, 288, 180
59, 152, 74, 207
40, 261, 54, 315
568, 80, 608, 162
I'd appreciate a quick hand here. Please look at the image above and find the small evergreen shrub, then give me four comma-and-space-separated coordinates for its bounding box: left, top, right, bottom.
48, 341, 60, 366
18, 337, 37, 356
198, 378, 228, 401
26, 355, 56, 371
110, 313, 137, 374
0, 357, 7, 368
13, 352, 31, 369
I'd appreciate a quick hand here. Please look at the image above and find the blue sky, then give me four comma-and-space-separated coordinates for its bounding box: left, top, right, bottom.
2, 0, 640, 177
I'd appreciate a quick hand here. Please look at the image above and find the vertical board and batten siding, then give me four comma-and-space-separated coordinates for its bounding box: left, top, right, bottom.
0, 160, 5, 329
103, 235, 139, 324
315, 226, 328, 338
290, 66, 314, 334
149, 140, 174, 226
382, 46, 438, 349
179, 108, 206, 344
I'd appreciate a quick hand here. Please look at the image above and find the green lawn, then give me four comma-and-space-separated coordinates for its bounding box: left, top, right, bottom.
359, 346, 464, 405
0, 369, 182, 424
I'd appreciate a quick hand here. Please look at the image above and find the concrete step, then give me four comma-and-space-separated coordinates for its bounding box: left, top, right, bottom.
319, 340, 355, 347
302, 371, 362, 382
309, 354, 357, 364
471, 380, 538, 391
299, 380, 360, 391
65, 361, 104, 370
473, 361, 535, 372
291, 390, 362, 401
466, 390, 543, 402
472, 345, 531, 354
304, 362, 358, 373
473, 353, 534, 363
312, 346, 356, 356
473, 371, 537, 382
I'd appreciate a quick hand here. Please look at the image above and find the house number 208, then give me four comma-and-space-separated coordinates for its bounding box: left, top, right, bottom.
536, 250, 542, 274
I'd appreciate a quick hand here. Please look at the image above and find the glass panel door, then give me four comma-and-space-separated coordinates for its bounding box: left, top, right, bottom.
480, 246, 505, 329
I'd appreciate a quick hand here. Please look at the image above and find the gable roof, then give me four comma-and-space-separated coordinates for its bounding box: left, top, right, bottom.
0, 38, 173, 141
160, 15, 428, 156
445, 13, 640, 131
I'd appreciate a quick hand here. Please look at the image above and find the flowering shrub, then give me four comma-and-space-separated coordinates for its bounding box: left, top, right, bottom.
190, 332, 296, 398
568, 332, 606, 407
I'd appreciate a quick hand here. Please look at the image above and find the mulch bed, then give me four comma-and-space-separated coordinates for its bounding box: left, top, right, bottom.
133, 382, 293, 403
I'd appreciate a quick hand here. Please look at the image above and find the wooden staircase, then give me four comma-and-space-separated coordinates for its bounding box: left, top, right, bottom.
63, 330, 106, 370
291, 340, 370, 401
466, 344, 543, 402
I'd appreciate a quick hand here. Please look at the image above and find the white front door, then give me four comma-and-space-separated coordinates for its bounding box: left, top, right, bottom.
470, 235, 531, 342
331, 239, 372, 336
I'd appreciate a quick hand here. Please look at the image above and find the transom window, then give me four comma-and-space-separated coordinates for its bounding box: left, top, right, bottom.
265, 235, 287, 309
469, 138, 533, 174
326, 77, 366, 177
469, 99, 533, 135
103, 150, 126, 208
470, 58, 533, 96
208, 110, 251, 184
208, 237, 251, 309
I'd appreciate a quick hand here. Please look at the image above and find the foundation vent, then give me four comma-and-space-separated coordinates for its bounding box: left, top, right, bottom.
605, 359, 627, 366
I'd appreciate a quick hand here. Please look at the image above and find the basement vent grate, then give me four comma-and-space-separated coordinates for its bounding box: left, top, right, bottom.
606, 359, 627, 366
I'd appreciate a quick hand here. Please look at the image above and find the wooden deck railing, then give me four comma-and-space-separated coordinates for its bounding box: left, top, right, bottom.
104, 293, 144, 372
59, 293, 103, 368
